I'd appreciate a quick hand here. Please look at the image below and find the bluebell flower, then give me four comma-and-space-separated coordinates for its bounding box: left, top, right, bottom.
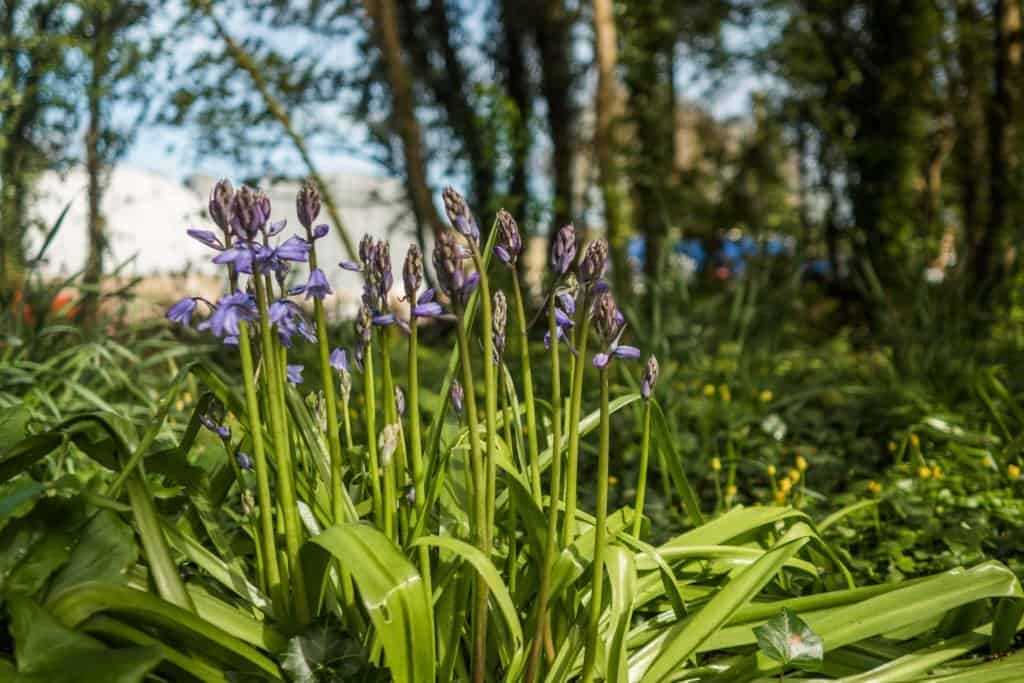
286, 364, 304, 385
297, 179, 321, 229
495, 209, 522, 267
412, 289, 444, 319
187, 228, 224, 251
269, 300, 316, 347
330, 348, 348, 373
303, 268, 332, 300
312, 224, 329, 240
197, 291, 257, 340
274, 235, 311, 262
212, 245, 255, 274
236, 451, 255, 471
230, 186, 270, 241
591, 291, 640, 369
199, 414, 230, 440
166, 297, 198, 327
442, 187, 479, 245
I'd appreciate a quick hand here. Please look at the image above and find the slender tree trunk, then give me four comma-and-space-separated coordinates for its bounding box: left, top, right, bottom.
81, 26, 108, 324
498, 0, 532, 223
193, 0, 359, 261
982, 0, 1020, 287
592, 0, 630, 297
363, 0, 446, 240
533, 0, 577, 233
955, 0, 988, 284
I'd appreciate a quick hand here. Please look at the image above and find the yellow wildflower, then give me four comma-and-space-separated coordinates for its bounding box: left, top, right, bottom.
719, 385, 732, 402
867, 480, 882, 494
788, 469, 800, 483
932, 465, 943, 480
779, 477, 792, 493
608, 475, 619, 486
766, 464, 777, 477
918, 465, 932, 479
887, 441, 897, 453
726, 485, 737, 497
1009, 464, 1021, 480
703, 384, 716, 398
795, 454, 808, 472
910, 433, 920, 449
774, 490, 787, 505
710, 457, 722, 472
759, 389, 773, 403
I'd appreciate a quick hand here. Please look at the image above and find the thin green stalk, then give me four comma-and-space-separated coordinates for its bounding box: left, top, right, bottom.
470, 249, 498, 550
406, 319, 432, 596
253, 274, 310, 625
236, 321, 283, 613
581, 367, 610, 683
455, 316, 489, 683
561, 306, 592, 547
511, 274, 542, 503
524, 298, 565, 683
631, 399, 653, 538
363, 335, 385, 533
501, 378, 518, 596
378, 330, 399, 541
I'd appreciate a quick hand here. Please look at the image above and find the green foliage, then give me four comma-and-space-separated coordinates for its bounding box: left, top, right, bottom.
753, 608, 824, 674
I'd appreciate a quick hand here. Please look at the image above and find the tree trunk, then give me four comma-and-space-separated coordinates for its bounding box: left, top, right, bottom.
592, 0, 630, 298
954, 0, 988, 285
981, 0, 1020, 287
497, 0, 532, 223
363, 0, 446, 241
81, 23, 108, 324
533, 0, 577, 234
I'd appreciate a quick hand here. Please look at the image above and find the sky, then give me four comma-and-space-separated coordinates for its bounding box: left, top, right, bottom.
120, 14, 769, 183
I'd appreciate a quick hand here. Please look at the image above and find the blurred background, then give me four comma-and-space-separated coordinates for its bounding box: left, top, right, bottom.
6, 0, 1024, 581
6, 0, 1024, 331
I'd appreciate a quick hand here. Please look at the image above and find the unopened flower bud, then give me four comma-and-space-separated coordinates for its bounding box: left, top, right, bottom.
552, 224, 577, 276
450, 380, 465, 416
209, 179, 234, 232
403, 244, 423, 301
579, 238, 609, 285
394, 385, 406, 418
230, 185, 269, 240
442, 186, 479, 244
296, 178, 321, 229
495, 209, 522, 266
492, 290, 508, 363
379, 423, 401, 467
641, 355, 659, 400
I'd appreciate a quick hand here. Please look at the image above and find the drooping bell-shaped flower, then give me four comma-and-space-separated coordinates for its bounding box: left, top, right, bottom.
591, 290, 640, 368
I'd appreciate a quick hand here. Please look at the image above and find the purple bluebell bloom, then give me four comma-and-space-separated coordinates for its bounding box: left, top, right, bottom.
412, 289, 444, 319
212, 245, 255, 274
274, 236, 311, 263
236, 451, 255, 471
312, 224, 329, 240
166, 297, 198, 327
230, 186, 269, 241
591, 290, 640, 368
433, 231, 478, 310
197, 291, 257, 340
403, 244, 423, 301
187, 228, 224, 251
266, 219, 287, 237
339, 260, 362, 272
330, 348, 348, 373
286, 364, 304, 385
269, 300, 316, 347
303, 268, 332, 300
199, 414, 230, 440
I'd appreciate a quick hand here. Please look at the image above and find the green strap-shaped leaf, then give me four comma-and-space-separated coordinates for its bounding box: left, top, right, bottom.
302, 524, 435, 683
632, 523, 815, 682
606, 545, 638, 683
412, 535, 525, 680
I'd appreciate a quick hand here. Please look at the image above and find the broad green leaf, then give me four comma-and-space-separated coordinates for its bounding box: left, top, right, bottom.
47, 510, 137, 598
302, 524, 435, 683
8, 596, 162, 683
753, 608, 824, 672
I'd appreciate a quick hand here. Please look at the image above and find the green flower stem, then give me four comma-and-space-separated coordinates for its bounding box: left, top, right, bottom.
581, 365, 611, 683
501, 377, 518, 595
631, 399, 653, 538
362, 334, 386, 534
511, 273, 542, 503
454, 314, 489, 683
236, 321, 283, 613
561, 306, 593, 547
406, 318, 432, 596
305, 238, 360, 628
524, 297, 566, 683
379, 330, 400, 541
470, 249, 498, 549
253, 274, 310, 625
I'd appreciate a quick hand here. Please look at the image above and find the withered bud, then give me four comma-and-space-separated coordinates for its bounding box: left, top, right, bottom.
641, 355, 659, 400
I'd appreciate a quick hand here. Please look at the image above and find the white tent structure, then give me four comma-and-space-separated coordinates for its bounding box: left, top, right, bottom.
32, 167, 420, 318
